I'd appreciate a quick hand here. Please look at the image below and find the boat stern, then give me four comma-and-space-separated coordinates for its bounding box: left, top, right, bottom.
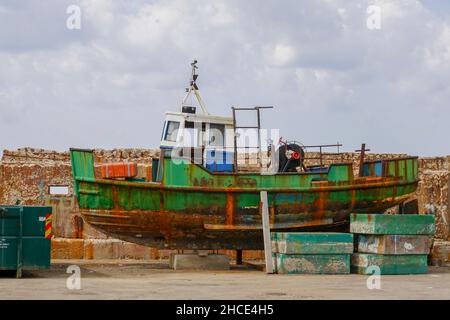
69, 148, 95, 199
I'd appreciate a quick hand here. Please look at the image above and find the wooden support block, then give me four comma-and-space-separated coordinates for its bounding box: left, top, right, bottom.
350, 214, 435, 235
273, 254, 350, 274
170, 253, 230, 270
272, 232, 354, 254
351, 253, 428, 275
356, 235, 431, 255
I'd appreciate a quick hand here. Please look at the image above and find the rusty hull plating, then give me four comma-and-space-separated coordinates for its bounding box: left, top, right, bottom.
70, 148, 418, 250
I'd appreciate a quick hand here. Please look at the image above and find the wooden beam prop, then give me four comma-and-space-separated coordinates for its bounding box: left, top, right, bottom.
261, 191, 274, 274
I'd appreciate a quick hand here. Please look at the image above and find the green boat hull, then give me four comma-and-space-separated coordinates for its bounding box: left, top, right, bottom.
70, 149, 419, 249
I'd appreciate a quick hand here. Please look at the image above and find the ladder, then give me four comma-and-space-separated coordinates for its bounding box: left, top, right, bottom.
231, 106, 273, 172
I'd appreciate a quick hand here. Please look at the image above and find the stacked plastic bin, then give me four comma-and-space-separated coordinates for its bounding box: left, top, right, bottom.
350, 213, 435, 274
271, 232, 354, 274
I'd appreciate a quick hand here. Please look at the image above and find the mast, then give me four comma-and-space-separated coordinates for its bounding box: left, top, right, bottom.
181, 60, 209, 115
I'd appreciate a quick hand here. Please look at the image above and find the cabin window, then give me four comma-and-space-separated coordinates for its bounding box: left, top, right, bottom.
208, 123, 225, 147
164, 121, 180, 142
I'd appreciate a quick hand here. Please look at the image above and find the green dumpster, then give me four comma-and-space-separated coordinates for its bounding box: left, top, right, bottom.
0, 206, 52, 278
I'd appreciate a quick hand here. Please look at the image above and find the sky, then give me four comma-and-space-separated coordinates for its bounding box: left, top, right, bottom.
0, 0, 450, 156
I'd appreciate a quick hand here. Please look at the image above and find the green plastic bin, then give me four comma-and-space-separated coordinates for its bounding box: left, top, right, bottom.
0, 206, 52, 278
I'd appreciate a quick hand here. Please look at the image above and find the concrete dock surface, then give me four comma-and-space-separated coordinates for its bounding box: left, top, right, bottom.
1, 260, 450, 300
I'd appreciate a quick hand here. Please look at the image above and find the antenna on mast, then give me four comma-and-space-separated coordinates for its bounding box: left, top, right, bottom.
181, 60, 209, 114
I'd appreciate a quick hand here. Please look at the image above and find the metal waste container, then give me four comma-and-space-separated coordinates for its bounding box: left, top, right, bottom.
0, 206, 52, 278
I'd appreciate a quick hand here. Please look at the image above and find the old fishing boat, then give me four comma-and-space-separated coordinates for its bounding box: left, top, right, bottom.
70, 61, 419, 250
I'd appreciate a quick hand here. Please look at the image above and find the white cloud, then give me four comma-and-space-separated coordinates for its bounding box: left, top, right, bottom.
0, 0, 449, 156
206, 2, 234, 26
271, 44, 297, 67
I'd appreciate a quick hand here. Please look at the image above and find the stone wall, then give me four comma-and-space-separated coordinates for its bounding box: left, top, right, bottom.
416, 157, 450, 240
1, 147, 449, 260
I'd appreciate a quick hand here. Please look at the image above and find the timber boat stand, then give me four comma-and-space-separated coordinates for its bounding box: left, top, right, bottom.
169, 250, 230, 270
168, 191, 273, 272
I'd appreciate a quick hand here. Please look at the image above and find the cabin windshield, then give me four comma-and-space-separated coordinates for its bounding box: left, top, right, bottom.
164, 121, 180, 142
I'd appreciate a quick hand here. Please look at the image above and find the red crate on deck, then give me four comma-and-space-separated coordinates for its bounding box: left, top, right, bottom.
100, 162, 138, 179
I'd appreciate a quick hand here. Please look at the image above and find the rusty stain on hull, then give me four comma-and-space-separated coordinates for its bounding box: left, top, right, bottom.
70, 149, 419, 250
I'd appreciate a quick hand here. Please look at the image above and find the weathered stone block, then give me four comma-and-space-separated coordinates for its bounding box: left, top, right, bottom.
170, 253, 230, 270
351, 253, 428, 275
272, 232, 353, 254
156, 249, 176, 260
51, 238, 84, 259
356, 235, 431, 255
169, 251, 206, 268
273, 254, 350, 274
83, 239, 121, 259
117, 242, 155, 259
430, 240, 450, 264
350, 213, 435, 235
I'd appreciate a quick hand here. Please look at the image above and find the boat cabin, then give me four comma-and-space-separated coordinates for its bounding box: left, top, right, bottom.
159, 61, 237, 172
160, 110, 234, 151
160, 109, 236, 172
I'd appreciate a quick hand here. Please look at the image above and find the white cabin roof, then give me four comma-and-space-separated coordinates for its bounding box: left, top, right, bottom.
165, 111, 234, 125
